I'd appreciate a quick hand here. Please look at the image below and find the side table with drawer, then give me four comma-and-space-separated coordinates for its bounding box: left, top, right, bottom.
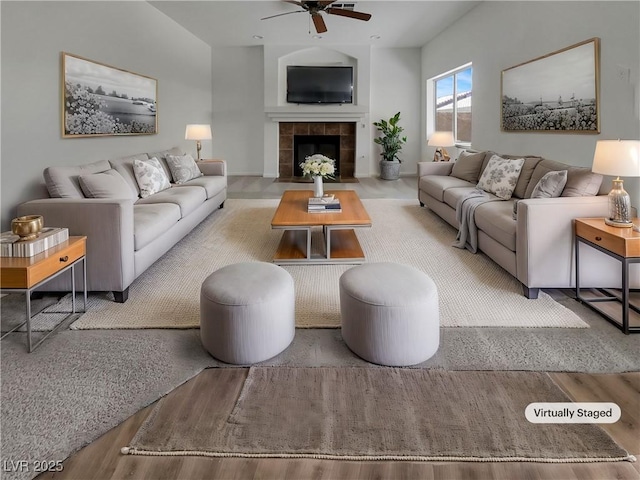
574, 218, 640, 334
1, 236, 87, 351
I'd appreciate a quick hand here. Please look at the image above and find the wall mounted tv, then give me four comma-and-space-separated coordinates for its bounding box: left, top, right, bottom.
287, 65, 353, 104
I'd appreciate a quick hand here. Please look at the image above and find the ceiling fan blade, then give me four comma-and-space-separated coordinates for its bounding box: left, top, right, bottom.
327, 8, 372, 21
261, 10, 304, 20
312, 13, 328, 33
283, 0, 306, 7
318, 1, 337, 6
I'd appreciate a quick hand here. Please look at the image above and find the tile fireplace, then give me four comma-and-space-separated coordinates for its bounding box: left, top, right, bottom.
279, 122, 356, 180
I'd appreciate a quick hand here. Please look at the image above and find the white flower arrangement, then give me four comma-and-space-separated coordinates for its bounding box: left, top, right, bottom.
300, 154, 336, 179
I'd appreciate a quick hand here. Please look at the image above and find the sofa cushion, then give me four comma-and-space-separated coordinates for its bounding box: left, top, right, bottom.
442, 186, 500, 210
476, 155, 524, 200
450, 151, 487, 183
133, 158, 171, 198
174, 175, 227, 199
420, 176, 473, 203
133, 203, 181, 251
166, 154, 203, 184
475, 200, 517, 252
136, 185, 207, 217
109, 153, 149, 198
147, 147, 182, 181
524, 159, 603, 198
78, 169, 136, 200
562, 168, 603, 197
44, 159, 111, 198
500, 155, 542, 199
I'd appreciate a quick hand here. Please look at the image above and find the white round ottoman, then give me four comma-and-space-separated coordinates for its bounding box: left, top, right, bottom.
200, 262, 295, 364
339, 262, 439, 366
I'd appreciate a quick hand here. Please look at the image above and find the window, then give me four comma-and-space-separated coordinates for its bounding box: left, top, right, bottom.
433, 64, 472, 144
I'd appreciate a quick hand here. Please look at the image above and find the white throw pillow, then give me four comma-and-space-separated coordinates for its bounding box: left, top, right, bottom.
166, 154, 202, 184
79, 169, 137, 200
477, 155, 525, 200
133, 157, 171, 198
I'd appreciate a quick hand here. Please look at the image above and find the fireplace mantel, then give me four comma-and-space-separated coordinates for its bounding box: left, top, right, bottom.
265, 105, 368, 123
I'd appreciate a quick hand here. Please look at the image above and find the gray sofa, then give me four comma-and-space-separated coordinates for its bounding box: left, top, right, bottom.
418, 150, 618, 298
17, 147, 226, 302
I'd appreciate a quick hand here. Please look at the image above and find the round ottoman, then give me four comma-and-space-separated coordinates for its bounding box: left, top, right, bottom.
200, 262, 295, 364
339, 262, 439, 366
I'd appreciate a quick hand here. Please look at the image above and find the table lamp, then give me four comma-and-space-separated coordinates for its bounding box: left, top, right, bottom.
185, 124, 212, 161
427, 131, 455, 162
591, 139, 640, 228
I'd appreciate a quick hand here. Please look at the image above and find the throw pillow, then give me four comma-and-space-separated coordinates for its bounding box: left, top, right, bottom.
450, 150, 487, 183
133, 157, 171, 198
166, 154, 202, 184
78, 169, 137, 200
561, 167, 603, 197
513, 170, 569, 220
530, 170, 568, 198
476, 155, 525, 200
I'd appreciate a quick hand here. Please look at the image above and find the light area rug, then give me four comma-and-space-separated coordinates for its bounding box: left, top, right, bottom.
125, 367, 632, 463
64, 198, 587, 329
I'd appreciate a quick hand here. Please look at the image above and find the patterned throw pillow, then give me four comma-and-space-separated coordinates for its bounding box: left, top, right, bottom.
133, 157, 171, 198
477, 155, 525, 200
166, 154, 202, 184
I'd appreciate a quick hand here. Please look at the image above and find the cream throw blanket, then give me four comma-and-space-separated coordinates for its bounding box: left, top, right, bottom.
453, 188, 498, 253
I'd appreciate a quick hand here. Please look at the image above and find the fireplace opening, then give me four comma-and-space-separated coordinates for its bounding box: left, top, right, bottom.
294, 135, 340, 178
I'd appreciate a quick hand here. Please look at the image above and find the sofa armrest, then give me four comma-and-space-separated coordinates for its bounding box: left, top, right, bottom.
198, 159, 226, 177
417, 161, 454, 177
17, 198, 135, 293
515, 195, 624, 289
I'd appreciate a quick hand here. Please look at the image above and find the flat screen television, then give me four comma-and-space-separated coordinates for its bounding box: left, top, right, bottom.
287, 65, 353, 104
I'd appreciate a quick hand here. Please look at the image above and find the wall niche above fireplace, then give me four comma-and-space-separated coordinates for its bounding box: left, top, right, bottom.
279, 122, 356, 181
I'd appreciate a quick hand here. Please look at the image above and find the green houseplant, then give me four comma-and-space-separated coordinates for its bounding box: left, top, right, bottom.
373, 112, 407, 180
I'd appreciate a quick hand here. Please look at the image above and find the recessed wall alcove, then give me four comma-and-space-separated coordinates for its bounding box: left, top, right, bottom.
279, 122, 356, 180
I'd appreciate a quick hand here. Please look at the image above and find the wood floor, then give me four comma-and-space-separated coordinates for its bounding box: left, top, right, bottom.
38, 177, 640, 480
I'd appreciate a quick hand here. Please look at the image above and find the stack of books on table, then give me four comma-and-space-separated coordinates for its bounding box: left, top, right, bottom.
308, 195, 342, 213
0, 227, 69, 257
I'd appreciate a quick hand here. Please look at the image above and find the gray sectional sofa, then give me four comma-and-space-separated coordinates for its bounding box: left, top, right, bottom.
17, 147, 226, 302
418, 150, 618, 298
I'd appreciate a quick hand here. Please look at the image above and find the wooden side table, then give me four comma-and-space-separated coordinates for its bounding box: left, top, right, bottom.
574, 218, 640, 334
1, 236, 87, 351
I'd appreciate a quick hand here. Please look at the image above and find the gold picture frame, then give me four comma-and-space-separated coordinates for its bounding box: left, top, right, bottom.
62, 52, 157, 137
501, 38, 600, 133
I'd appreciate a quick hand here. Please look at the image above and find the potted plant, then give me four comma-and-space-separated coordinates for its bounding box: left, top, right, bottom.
373, 112, 407, 180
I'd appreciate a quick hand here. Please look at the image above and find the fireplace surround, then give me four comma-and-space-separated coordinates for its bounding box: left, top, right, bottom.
279, 122, 356, 180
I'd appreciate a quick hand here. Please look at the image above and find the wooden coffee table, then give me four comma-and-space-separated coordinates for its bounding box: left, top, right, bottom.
271, 190, 371, 265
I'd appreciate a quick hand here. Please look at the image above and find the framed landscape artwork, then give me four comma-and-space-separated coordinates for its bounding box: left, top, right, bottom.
501, 38, 600, 133
62, 52, 157, 137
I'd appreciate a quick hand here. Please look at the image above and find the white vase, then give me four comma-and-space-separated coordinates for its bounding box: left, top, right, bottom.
313, 176, 324, 198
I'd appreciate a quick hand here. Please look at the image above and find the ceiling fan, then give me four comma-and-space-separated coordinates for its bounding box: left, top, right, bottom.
261, 1, 372, 34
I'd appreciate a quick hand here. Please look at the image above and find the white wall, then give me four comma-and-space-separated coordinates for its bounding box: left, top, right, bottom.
209, 44, 422, 178
211, 47, 265, 175
421, 1, 640, 207
370, 48, 422, 176
0, 1, 212, 229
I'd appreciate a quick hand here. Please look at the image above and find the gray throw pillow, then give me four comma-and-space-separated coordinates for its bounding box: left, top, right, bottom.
78, 169, 137, 199
513, 170, 568, 220
166, 154, 203, 184
561, 168, 603, 197
451, 151, 487, 183
530, 170, 568, 198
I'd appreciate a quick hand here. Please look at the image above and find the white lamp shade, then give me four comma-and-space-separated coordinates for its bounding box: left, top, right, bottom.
185, 124, 212, 141
592, 140, 640, 177
427, 131, 455, 147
